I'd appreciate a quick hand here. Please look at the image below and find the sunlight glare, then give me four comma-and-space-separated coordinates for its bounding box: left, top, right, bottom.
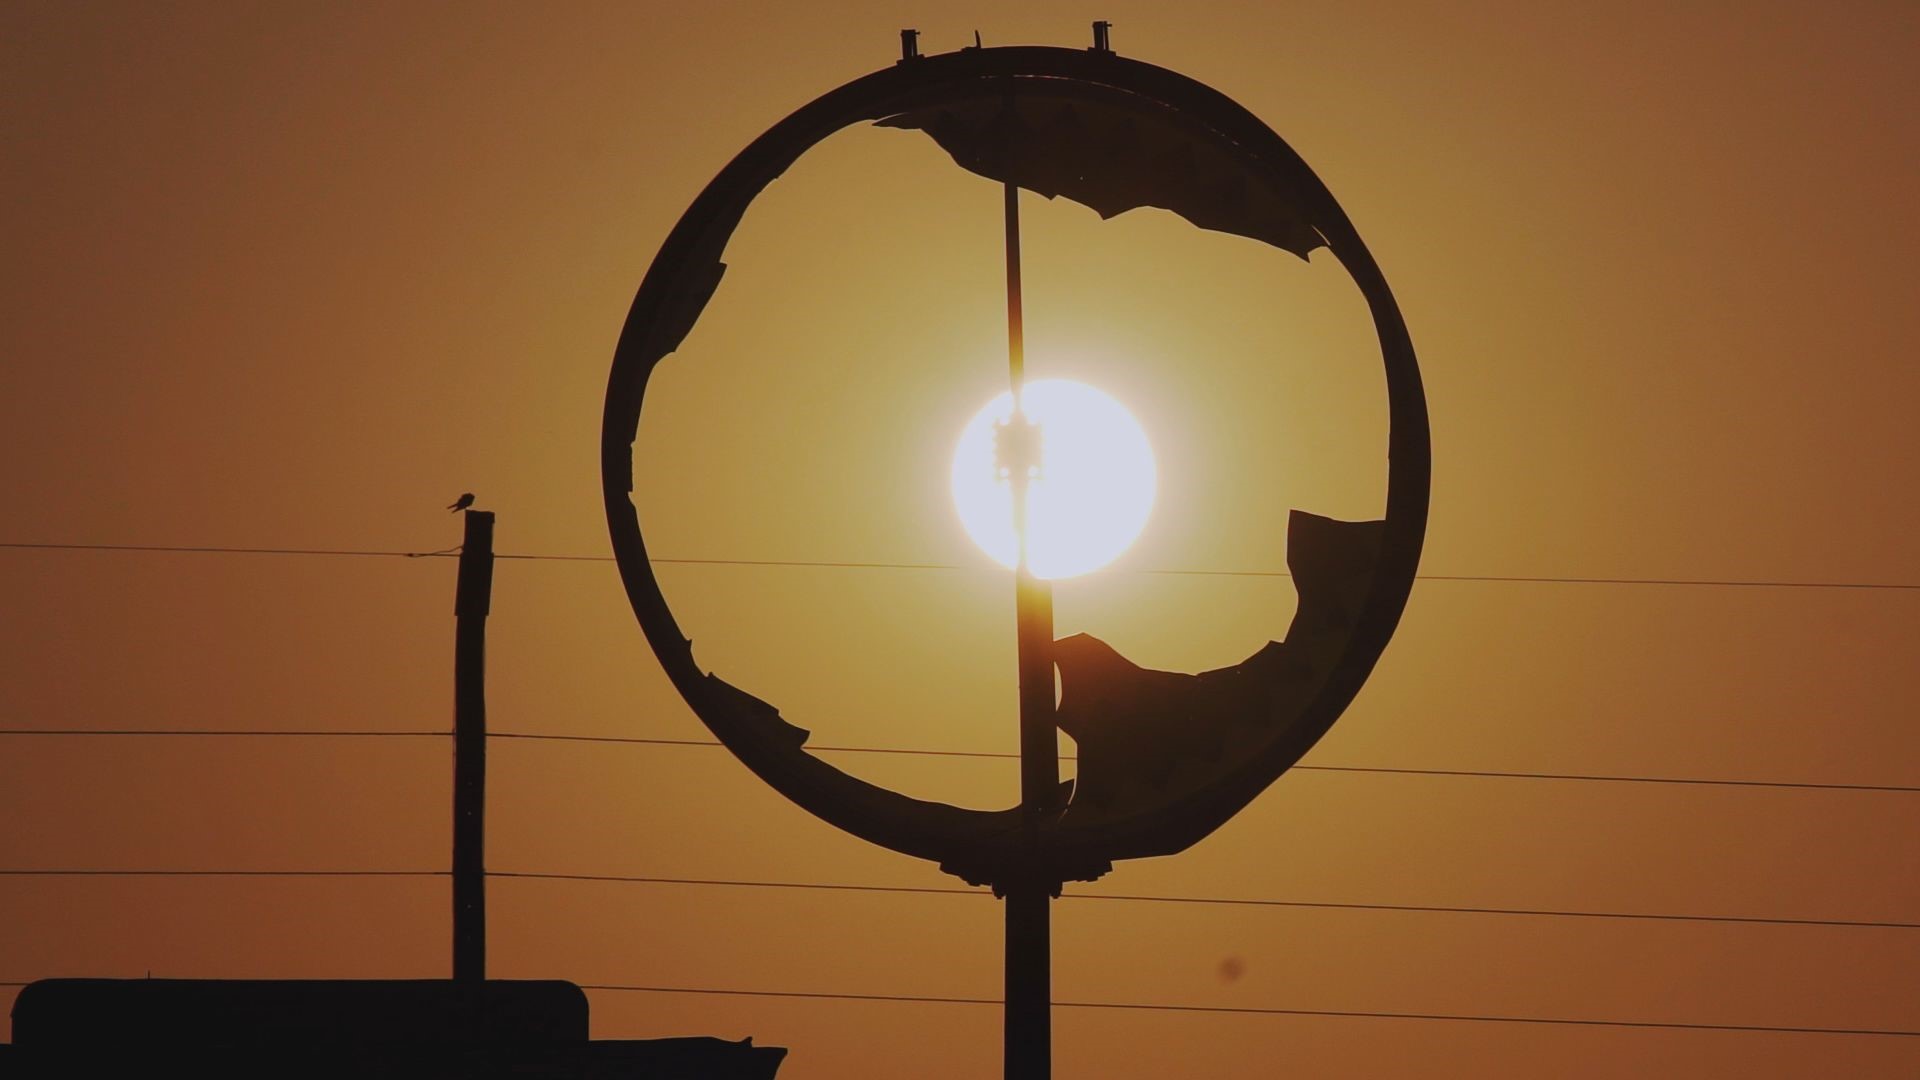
950, 378, 1156, 580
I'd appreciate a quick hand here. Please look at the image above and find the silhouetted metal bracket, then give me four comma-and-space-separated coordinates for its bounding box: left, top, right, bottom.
602, 45, 1430, 891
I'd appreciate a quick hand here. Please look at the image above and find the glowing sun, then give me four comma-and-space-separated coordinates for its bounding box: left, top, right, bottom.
950, 378, 1156, 580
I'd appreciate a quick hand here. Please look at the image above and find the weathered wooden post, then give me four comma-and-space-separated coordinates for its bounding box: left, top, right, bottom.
453, 509, 494, 982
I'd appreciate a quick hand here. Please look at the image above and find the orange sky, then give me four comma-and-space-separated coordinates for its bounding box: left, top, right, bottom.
2, 2, 1916, 1076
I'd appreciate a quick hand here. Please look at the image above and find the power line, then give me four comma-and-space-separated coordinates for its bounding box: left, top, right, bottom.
0, 974, 1905, 1038
0, 730, 447, 738
4, 541, 1917, 591
490, 871, 1919, 931
484, 732, 1920, 794
611, 555, 955, 570
1290, 762, 1920, 795
574, 984, 1920, 1038
0, 728, 1911, 794
0, 870, 444, 877
5, 866, 1906, 932
1402, 572, 1920, 592
0, 541, 454, 560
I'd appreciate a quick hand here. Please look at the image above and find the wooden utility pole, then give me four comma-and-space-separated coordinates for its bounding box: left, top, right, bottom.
452, 509, 495, 982
1002, 180, 1057, 1080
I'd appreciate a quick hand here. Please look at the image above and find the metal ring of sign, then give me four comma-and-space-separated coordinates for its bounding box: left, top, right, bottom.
602, 45, 1429, 888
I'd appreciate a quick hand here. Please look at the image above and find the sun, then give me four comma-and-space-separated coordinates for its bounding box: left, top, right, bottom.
950, 378, 1156, 580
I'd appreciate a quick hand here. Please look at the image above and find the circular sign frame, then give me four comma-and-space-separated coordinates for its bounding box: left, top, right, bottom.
602, 44, 1429, 889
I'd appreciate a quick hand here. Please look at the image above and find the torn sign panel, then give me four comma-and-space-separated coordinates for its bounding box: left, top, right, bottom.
1053, 511, 1384, 824
878, 81, 1326, 259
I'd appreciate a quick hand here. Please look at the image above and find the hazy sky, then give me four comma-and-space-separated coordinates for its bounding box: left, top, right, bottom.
2, 3, 1916, 1076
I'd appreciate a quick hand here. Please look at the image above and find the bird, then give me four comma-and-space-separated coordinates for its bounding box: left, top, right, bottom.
447, 492, 475, 512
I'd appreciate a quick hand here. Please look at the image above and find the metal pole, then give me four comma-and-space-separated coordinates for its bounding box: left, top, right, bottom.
1005, 181, 1026, 400
1002, 179, 1056, 1080
452, 509, 494, 983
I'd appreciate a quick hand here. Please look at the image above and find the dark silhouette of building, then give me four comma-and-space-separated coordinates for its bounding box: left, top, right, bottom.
1, 978, 784, 1078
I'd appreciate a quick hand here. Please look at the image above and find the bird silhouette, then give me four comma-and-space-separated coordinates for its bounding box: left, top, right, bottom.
447, 493, 475, 512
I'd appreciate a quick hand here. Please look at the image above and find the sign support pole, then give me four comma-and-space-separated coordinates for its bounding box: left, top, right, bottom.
1002, 180, 1057, 1080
